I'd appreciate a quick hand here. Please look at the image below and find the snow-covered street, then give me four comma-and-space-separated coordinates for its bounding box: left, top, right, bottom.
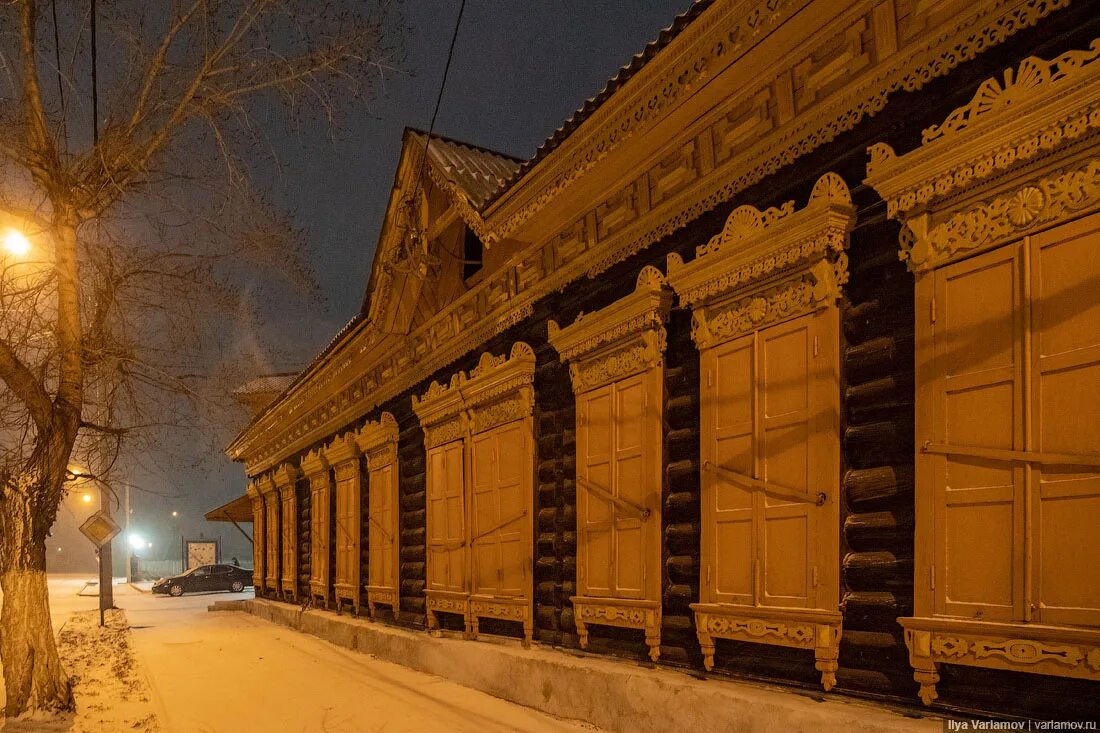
3, 576, 592, 732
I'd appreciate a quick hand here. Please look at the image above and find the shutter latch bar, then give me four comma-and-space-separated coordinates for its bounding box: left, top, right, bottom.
703, 461, 827, 506
921, 441, 1100, 468
576, 476, 651, 520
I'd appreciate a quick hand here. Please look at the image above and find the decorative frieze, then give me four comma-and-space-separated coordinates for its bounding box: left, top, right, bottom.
547, 266, 672, 394
865, 39, 1100, 271
666, 172, 855, 348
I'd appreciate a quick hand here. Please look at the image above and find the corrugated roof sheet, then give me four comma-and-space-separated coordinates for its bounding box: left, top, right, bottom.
409, 130, 523, 208
484, 0, 713, 207
233, 373, 299, 397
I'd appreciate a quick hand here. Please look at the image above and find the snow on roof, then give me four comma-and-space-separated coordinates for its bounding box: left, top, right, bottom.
409, 130, 523, 209
232, 373, 299, 397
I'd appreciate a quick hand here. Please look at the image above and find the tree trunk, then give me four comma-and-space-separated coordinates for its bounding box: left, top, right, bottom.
0, 436, 78, 716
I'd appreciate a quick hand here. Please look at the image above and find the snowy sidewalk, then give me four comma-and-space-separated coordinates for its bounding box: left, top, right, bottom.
118, 584, 590, 732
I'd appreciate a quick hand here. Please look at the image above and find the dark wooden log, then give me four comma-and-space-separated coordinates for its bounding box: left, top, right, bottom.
844, 465, 913, 512
666, 555, 698, 583
400, 544, 425, 563
667, 428, 698, 462
844, 510, 914, 552
667, 394, 697, 425
665, 523, 699, 554
842, 551, 913, 592
665, 491, 699, 521
537, 459, 561, 483
843, 299, 913, 343
537, 507, 557, 531
844, 333, 913, 383
666, 459, 697, 488
842, 591, 912, 630
400, 489, 426, 513
400, 561, 425, 579
844, 420, 912, 467
845, 375, 913, 422
536, 556, 561, 581
400, 578, 424, 596
401, 508, 426, 530
401, 527, 425, 547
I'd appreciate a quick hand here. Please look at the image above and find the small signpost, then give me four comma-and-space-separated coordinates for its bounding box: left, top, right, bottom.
79, 510, 121, 626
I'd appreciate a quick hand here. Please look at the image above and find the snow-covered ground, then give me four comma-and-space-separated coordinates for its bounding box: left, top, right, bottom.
2, 576, 593, 732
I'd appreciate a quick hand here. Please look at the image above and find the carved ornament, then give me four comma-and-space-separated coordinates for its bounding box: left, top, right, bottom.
272, 464, 300, 494
667, 172, 854, 348
231, 0, 1070, 477
901, 617, 1100, 706
325, 432, 361, 471
691, 603, 843, 691
413, 343, 536, 445
571, 596, 662, 662
355, 412, 399, 471
866, 40, 1100, 271
548, 267, 672, 393
300, 448, 330, 481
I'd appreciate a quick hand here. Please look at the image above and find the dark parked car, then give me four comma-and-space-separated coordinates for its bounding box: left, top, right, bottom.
152, 564, 252, 597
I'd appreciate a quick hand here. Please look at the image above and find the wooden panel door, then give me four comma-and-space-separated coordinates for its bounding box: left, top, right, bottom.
470, 420, 530, 597
427, 440, 466, 593
265, 497, 279, 587
310, 477, 329, 590
577, 372, 657, 600
368, 461, 398, 591
333, 465, 360, 597
1031, 216, 1100, 627
702, 334, 756, 606
758, 315, 818, 609
701, 311, 833, 609
932, 243, 1025, 621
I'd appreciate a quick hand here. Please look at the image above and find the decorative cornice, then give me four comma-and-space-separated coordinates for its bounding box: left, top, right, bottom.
255, 474, 277, 497
272, 464, 300, 492
549, 267, 672, 393
666, 172, 854, 310
355, 412, 399, 455
300, 448, 330, 479
230, 0, 1072, 475
413, 343, 536, 444
324, 432, 361, 468
865, 39, 1100, 271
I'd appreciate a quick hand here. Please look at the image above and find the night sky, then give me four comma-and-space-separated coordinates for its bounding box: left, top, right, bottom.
48, 0, 693, 573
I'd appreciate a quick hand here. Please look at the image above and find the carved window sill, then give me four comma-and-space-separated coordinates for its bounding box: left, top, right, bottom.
690, 603, 842, 691
334, 583, 359, 614
280, 578, 296, 599
365, 586, 398, 620
571, 596, 662, 662
469, 595, 534, 647
426, 590, 472, 637
309, 580, 329, 606
900, 616, 1100, 706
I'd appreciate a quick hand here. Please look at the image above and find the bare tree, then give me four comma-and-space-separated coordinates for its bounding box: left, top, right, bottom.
0, 0, 401, 716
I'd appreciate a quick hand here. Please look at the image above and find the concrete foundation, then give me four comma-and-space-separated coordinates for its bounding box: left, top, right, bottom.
211, 598, 940, 733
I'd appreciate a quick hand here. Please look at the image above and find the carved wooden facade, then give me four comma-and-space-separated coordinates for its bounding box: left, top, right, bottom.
273, 464, 301, 600
414, 344, 537, 645
666, 172, 853, 690
229, 0, 1100, 719
246, 481, 264, 592
301, 448, 332, 607
548, 270, 671, 661
866, 41, 1100, 704
356, 413, 401, 619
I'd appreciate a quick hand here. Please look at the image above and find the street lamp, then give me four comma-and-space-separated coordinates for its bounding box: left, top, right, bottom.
3, 229, 30, 257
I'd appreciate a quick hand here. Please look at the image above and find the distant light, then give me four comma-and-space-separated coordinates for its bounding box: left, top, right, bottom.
81, 493, 93, 504
128, 533, 146, 550
147, 542, 153, 548
57, 547, 62, 552
3, 230, 30, 257
171, 511, 179, 518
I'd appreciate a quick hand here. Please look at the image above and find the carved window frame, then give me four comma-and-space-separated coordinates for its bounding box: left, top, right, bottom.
548, 267, 671, 662
413, 343, 537, 645
257, 474, 280, 595
273, 464, 301, 601
865, 42, 1100, 705
326, 433, 363, 614
356, 412, 401, 620
301, 448, 332, 607
665, 171, 853, 690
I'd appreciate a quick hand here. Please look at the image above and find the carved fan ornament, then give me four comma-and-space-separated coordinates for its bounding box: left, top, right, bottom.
865, 39, 1100, 272
665, 172, 855, 348
547, 267, 673, 394
412, 342, 536, 446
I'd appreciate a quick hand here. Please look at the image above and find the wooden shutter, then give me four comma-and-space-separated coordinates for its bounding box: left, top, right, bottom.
577, 372, 656, 600
368, 461, 397, 590
701, 311, 833, 609
265, 497, 279, 588
931, 243, 1025, 621
333, 465, 360, 597
578, 383, 614, 597
1030, 216, 1100, 627
702, 333, 756, 606
310, 476, 329, 591
470, 421, 529, 597
281, 489, 296, 589
252, 496, 265, 589
427, 441, 466, 593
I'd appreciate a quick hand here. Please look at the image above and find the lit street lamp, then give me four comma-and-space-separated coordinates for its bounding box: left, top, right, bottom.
2, 229, 30, 257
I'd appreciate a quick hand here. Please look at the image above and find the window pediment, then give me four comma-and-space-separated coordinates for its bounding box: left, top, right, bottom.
356, 412, 400, 470
666, 172, 854, 348
300, 448, 330, 479
413, 342, 537, 445
547, 266, 673, 393
272, 464, 300, 492
865, 40, 1100, 271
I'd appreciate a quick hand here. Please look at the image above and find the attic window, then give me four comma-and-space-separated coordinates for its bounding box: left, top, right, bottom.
463, 229, 483, 280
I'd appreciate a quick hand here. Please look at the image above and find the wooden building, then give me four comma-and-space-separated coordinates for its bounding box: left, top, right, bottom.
226, 0, 1100, 719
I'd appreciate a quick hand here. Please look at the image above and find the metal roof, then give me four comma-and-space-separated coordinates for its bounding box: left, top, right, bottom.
409, 130, 523, 209
232, 373, 299, 397
204, 494, 253, 524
